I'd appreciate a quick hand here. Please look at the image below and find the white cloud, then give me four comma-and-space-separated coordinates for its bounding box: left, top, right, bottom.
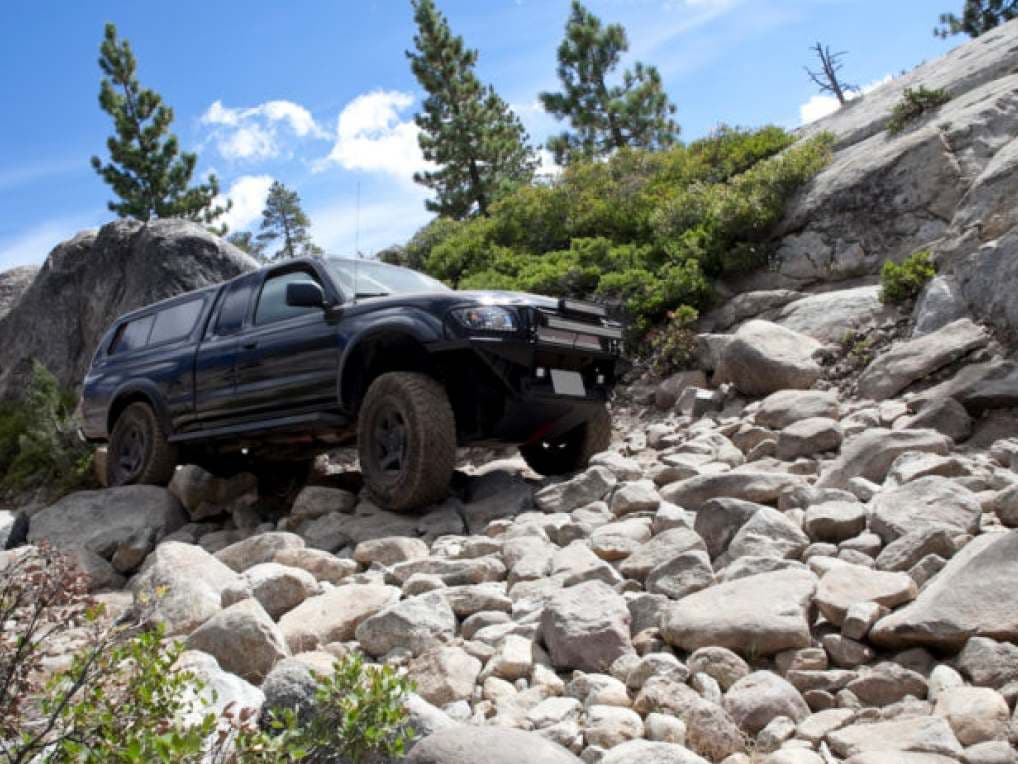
310, 186, 433, 258
799, 74, 893, 125
216, 174, 274, 232
315, 90, 431, 182
0, 215, 99, 270
201, 99, 327, 161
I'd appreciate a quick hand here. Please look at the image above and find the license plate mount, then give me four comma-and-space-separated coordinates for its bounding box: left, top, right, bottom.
550, 369, 586, 397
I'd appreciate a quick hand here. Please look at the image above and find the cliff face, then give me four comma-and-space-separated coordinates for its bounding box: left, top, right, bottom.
727, 18, 1018, 339
0, 219, 258, 398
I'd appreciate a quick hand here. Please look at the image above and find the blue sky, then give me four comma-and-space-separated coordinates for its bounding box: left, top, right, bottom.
0, 0, 955, 269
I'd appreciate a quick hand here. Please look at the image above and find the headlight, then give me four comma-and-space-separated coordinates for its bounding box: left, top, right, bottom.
451, 305, 517, 332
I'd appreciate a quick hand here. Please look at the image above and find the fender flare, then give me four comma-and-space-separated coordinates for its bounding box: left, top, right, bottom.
106, 380, 172, 435
336, 315, 443, 411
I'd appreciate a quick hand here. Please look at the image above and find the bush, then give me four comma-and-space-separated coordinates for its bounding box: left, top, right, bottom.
887, 86, 951, 135
880, 250, 936, 304
1, 547, 415, 764
417, 126, 833, 340
0, 361, 94, 495
643, 305, 700, 376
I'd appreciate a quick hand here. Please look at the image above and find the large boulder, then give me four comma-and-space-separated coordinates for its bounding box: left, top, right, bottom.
869, 476, 982, 544
27, 486, 186, 568
870, 530, 1018, 650
717, 321, 822, 396
773, 285, 896, 343
0, 219, 257, 397
856, 319, 989, 400
184, 599, 289, 684
912, 358, 1018, 415
661, 569, 817, 656
0, 265, 38, 320
131, 541, 241, 636
754, 389, 841, 430
278, 583, 400, 652
406, 727, 582, 764
541, 581, 633, 672
826, 716, 963, 758
722, 671, 809, 735
600, 740, 709, 764
815, 429, 951, 489
661, 472, 806, 511
354, 591, 457, 657
814, 563, 917, 626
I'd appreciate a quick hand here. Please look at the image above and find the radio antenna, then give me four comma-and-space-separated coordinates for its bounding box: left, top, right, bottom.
354, 181, 361, 301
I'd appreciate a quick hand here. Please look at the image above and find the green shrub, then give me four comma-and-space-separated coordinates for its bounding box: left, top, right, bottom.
3, 547, 415, 764
887, 86, 951, 135
880, 250, 936, 304
0, 361, 94, 495
644, 305, 700, 375
417, 126, 834, 339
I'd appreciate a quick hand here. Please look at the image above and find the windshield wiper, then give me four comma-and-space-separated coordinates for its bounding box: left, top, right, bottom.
355, 291, 390, 299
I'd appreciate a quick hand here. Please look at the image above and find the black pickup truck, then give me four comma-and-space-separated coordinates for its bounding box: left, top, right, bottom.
81, 257, 624, 511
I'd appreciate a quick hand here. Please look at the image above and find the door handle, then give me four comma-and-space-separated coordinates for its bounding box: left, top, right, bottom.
241, 340, 258, 350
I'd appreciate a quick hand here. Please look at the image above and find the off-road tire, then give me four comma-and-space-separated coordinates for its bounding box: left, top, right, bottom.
357, 372, 456, 512
519, 404, 612, 476
106, 402, 177, 487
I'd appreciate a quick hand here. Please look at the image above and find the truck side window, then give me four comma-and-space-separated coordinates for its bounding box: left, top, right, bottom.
215, 278, 256, 336
110, 314, 155, 354
254, 270, 321, 326
148, 297, 204, 346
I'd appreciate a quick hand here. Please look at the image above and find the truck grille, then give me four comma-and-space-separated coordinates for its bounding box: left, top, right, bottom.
534, 299, 623, 353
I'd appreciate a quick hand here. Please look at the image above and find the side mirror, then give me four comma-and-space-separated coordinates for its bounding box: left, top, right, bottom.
286, 280, 326, 309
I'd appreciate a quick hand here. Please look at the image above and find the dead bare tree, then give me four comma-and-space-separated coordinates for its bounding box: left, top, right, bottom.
805, 42, 858, 106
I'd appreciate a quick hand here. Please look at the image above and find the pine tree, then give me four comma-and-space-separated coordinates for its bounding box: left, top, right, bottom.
255, 181, 323, 261
936, 0, 1018, 36
407, 0, 537, 219
90, 23, 228, 223
226, 231, 267, 262
540, 1, 679, 164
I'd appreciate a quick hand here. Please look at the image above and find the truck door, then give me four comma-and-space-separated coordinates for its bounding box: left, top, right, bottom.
230, 264, 340, 418
194, 273, 259, 422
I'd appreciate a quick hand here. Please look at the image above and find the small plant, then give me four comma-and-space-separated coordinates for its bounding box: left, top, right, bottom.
880, 250, 936, 304
644, 305, 700, 376
887, 86, 951, 134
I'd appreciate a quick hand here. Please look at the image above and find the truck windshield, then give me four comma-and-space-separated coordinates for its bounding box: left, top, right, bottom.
325, 259, 450, 298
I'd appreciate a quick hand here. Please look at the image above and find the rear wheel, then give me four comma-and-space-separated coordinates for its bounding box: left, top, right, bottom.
106, 402, 177, 487
519, 404, 612, 476
357, 372, 456, 512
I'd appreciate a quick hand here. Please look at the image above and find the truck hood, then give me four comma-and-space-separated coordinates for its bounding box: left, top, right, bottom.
351, 289, 562, 311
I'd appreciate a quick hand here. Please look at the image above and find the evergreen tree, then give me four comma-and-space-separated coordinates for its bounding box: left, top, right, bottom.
407, 0, 537, 219
226, 231, 267, 262
540, 1, 679, 164
937, 0, 1018, 36
256, 181, 323, 261
90, 23, 228, 223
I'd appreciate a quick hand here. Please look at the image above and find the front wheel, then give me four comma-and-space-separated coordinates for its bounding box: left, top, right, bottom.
106, 402, 178, 487
519, 404, 612, 476
357, 372, 456, 512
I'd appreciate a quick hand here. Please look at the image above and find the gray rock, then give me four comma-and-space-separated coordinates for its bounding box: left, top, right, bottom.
278, 583, 400, 652
815, 563, 917, 626
727, 507, 810, 561
611, 480, 662, 517
354, 591, 457, 657
291, 485, 357, 519
272, 547, 359, 584
913, 358, 1018, 416
655, 370, 709, 410
912, 275, 969, 336
990, 484, 1018, 527
755, 390, 841, 430
406, 727, 582, 764
662, 472, 806, 512
168, 466, 256, 521
774, 285, 896, 343
956, 637, 1018, 688
717, 321, 822, 396
826, 716, 963, 758
600, 740, 709, 764
185, 599, 288, 683
804, 501, 866, 543
619, 528, 707, 581
723, 671, 809, 735
876, 528, 956, 573
221, 561, 320, 620
175, 650, 264, 727
535, 467, 616, 513
900, 398, 973, 443
857, 319, 989, 400
0, 510, 27, 550
870, 476, 982, 544
131, 541, 240, 636
677, 387, 724, 418
816, 429, 952, 490
693, 498, 763, 560
541, 581, 633, 672
353, 536, 429, 566
870, 531, 1018, 650
646, 551, 715, 600
408, 645, 482, 706
27, 486, 186, 564
934, 686, 1009, 746
776, 418, 843, 460
0, 219, 257, 397
0, 265, 38, 320
215, 531, 306, 572
661, 569, 817, 656
845, 662, 928, 706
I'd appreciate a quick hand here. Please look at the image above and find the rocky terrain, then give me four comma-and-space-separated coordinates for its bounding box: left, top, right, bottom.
5, 19, 1018, 764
